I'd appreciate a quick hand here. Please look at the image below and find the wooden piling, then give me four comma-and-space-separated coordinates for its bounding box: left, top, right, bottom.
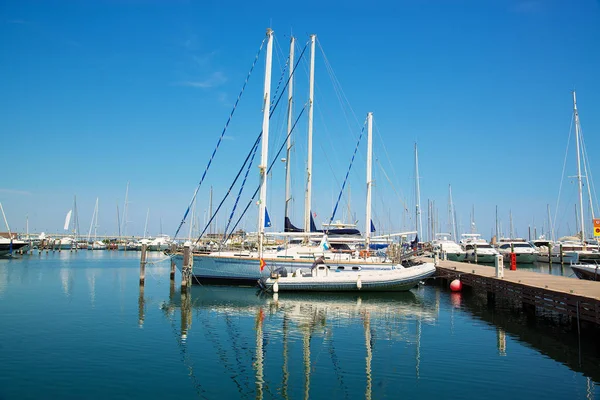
182, 244, 192, 288
559, 244, 564, 265
139, 243, 147, 285
170, 244, 176, 281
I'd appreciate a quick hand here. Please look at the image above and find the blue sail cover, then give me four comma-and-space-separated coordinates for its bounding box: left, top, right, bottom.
265, 208, 272, 228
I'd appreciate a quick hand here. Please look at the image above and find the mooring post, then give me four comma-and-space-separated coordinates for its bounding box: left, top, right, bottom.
434, 250, 439, 266
559, 244, 564, 265
170, 243, 176, 281
139, 243, 147, 285
182, 244, 192, 289
474, 244, 478, 263
495, 254, 504, 278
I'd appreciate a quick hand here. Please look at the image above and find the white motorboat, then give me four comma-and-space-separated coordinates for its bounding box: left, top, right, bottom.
569, 262, 600, 281
431, 233, 466, 262
496, 238, 538, 264
460, 234, 499, 263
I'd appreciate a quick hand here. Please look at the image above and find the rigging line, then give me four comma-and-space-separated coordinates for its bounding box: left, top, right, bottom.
327, 118, 368, 230
317, 39, 363, 138
197, 42, 309, 243
579, 128, 599, 218
374, 157, 409, 212
554, 112, 575, 238
224, 104, 308, 242
373, 119, 405, 204
195, 134, 261, 246
222, 139, 260, 243
173, 37, 267, 239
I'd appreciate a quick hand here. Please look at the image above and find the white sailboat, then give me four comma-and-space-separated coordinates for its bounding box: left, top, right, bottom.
171, 30, 433, 287
87, 198, 106, 250
551, 92, 600, 268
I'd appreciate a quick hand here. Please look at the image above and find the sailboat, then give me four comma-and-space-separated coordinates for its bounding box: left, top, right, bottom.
555, 91, 600, 279
170, 29, 434, 287
86, 198, 106, 250
58, 196, 80, 250
0, 202, 27, 257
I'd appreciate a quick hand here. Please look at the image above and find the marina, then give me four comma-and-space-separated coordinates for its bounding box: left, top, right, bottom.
0, 251, 599, 399
3, 2, 600, 398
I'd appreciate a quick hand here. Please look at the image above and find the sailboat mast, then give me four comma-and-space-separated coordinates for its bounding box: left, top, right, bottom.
509, 210, 514, 239
304, 34, 316, 233
449, 185, 458, 240
573, 91, 585, 240
414, 143, 423, 238
546, 204, 552, 241
122, 182, 129, 238
284, 36, 295, 225
495, 205, 499, 242
258, 28, 274, 257
365, 112, 373, 248
144, 208, 149, 239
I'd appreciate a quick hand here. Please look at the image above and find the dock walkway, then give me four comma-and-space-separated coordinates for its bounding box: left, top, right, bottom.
427, 257, 600, 326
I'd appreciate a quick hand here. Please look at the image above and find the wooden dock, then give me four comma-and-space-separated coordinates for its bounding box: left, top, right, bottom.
428, 257, 600, 327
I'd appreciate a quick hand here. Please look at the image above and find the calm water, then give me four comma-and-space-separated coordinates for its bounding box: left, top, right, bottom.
0, 251, 598, 399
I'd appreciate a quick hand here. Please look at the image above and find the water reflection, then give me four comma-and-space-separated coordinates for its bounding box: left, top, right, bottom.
160, 287, 436, 399
454, 287, 600, 383
150, 285, 599, 399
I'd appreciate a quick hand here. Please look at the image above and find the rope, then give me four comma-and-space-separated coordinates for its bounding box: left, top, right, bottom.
173, 36, 267, 239
326, 118, 367, 230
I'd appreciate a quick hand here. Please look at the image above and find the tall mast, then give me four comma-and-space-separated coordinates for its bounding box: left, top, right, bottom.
495, 205, 499, 242
365, 112, 373, 248
122, 182, 129, 238
509, 210, 514, 239
208, 186, 213, 236
449, 185, 458, 240
72, 195, 79, 241
304, 34, 316, 233
144, 208, 149, 239
284, 36, 295, 226
258, 28, 274, 257
547, 204, 554, 241
414, 143, 423, 238
573, 91, 585, 241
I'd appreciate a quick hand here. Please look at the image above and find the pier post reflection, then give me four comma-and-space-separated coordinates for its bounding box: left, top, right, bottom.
363, 311, 372, 400
254, 307, 264, 400
180, 289, 192, 342
497, 327, 506, 356
138, 284, 145, 328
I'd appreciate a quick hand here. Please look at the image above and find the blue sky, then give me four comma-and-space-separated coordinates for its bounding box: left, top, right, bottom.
1, 0, 599, 241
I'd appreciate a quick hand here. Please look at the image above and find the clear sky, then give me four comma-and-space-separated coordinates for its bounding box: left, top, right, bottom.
1, 0, 599, 241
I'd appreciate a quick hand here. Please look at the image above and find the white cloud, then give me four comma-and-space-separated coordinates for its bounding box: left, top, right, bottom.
179, 71, 227, 88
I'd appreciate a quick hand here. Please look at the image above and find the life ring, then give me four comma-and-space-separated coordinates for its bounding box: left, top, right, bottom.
359, 250, 370, 258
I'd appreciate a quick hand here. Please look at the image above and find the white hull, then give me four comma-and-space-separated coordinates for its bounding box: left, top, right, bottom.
464, 251, 498, 263
259, 263, 436, 292
172, 252, 402, 285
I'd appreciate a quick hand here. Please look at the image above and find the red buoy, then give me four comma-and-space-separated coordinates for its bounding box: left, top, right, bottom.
450, 279, 462, 292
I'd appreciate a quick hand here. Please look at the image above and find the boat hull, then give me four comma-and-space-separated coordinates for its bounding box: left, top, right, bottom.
570, 263, 600, 281
171, 253, 399, 286
259, 263, 436, 292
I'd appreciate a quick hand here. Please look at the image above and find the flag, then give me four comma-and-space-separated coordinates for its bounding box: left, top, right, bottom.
264, 208, 271, 228
260, 258, 266, 271
594, 218, 600, 237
